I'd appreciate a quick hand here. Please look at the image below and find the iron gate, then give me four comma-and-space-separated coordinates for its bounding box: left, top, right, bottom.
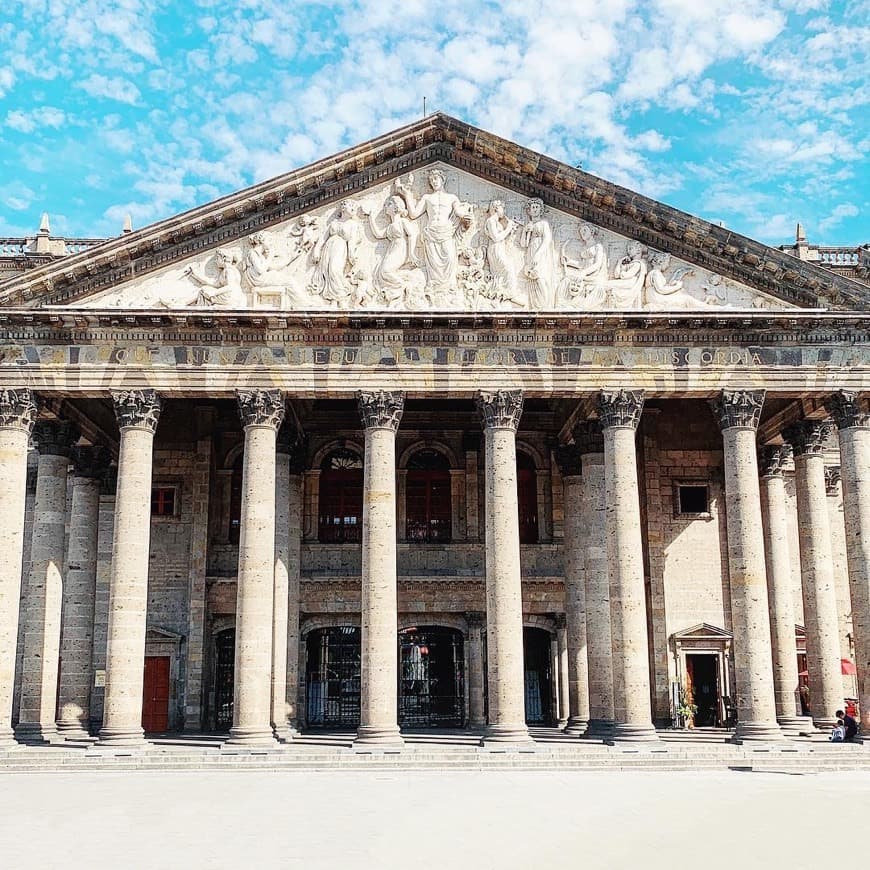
214, 628, 235, 730
306, 626, 361, 727
523, 627, 552, 725
399, 627, 464, 728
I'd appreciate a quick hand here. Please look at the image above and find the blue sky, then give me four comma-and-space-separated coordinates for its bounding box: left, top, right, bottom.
0, 0, 867, 246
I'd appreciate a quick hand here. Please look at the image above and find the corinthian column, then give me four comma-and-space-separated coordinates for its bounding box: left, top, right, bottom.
710, 390, 782, 742
0, 389, 37, 749
285, 445, 304, 735
599, 390, 658, 744
477, 389, 531, 746
17, 419, 80, 744
782, 419, 842, 729
355, 390, 404, 749
826, 391, 870, 736
226, 390, 284, 748
575, 421, 614, 736
56, 446, 110, 739
554, 445, 589, 735
98, 390, 161, 747
758, 445, 806, 735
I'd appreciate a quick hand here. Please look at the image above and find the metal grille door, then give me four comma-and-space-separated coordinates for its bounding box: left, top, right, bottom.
305, 627, 361, 727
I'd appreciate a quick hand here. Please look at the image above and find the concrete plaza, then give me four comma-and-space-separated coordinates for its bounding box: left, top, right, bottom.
0, 767, 866, 869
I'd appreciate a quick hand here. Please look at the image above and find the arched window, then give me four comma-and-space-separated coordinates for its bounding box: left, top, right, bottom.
406, 448, 452, 543
517, 451, 538, 544
319, 448, 363, 543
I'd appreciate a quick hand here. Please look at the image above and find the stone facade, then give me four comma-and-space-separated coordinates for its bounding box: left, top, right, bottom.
0, 115, 867, 750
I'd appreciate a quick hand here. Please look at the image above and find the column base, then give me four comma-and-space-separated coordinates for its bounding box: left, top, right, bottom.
730, 721, 785, 743
0, 726, 21, 751
777, 715, 815, 738
480, 722, 534, 748
96, 726, 148, 748
225, 726, 279, 748
563, 716, 589, 736
585, 718, 614, 738
273, 724, 294, 743
605, 722, 661, 745
14, 722, 60, 745
56, 720, 95, 742
353, 725, 404, 752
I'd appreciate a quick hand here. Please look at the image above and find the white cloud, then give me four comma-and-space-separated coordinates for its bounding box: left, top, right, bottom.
819, 202, 860, 232
78, 74, 141, 105
5, 106, 67, 133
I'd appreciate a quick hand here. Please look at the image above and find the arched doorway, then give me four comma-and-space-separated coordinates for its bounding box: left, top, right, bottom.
214, 628, 235, 731
399, 626, 464, 727
305, 626, 361, 727
523, 627, 552, 725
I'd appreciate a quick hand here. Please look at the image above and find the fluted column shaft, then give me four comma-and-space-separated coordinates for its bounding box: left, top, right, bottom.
712, 390, 782, 742
758, 447, 805, 734
599, 391, 657, 744
355, 390, 404, 747
56, 447, 109, 739
827, 392, 870, 735
271, 437, 292, 741
784, 420, 842, 729
99, 391, 161, 747
17, 420, 79, 743
466, 613, 486, 729
477, 390, 530, 745
555, 447, 590, 735
226, 390, 284, 747
0, 390, 37, 749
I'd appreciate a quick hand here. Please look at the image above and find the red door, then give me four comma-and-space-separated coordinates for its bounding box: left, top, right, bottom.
142, 656, 171, 733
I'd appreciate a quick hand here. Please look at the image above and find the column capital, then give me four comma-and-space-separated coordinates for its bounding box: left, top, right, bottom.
357, 390, 404, 431
597, 389, 644, 430
0, 388, 38, 434
573, 419, 604, 454
112, 389, 162, 433
825, 391, 870, 431
710, 389, 765, 431
555, 613, 567, 630
554, 445, 583, 478
782, 419, 832, 457
758, 444, 791, 478
70, 444, 112, 480
824, 465, 841, 494
32, 419, 79, 457
237, 389, 285, 430
476, 389, 523, 431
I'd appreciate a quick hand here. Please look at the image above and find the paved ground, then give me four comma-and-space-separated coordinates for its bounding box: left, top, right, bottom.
0, 768, 866, 869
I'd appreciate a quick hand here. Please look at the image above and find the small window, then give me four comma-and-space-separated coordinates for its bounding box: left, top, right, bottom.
151, 486, 177, 517
677, 484, 709, 516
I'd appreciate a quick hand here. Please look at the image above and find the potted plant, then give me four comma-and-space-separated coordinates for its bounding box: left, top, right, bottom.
676, 687, 698, 729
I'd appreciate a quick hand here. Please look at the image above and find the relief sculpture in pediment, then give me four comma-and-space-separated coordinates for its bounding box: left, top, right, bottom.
82, 164, 787, 313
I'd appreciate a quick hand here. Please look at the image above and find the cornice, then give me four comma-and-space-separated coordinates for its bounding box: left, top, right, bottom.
0, 114, 865, 311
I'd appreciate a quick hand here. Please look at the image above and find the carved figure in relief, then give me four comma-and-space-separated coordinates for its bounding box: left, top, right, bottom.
482, 200, 525, 307
644, 252, 703, 309
173, 250, 247, 307
394, 169, 473, 298
309, 200, 363, 308
362, 195, 422, 307
288, 215, 320, 258
558, 222, 608, 309
518, 198, 556, 309
607, 241, 648, 308
242, 232, 274, 287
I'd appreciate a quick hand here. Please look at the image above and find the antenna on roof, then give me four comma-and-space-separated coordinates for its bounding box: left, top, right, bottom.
423, 97, 427, 118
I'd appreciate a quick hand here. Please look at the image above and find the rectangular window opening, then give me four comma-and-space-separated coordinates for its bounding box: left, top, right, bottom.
677, 484, 709, 516
151, 486, 177, 517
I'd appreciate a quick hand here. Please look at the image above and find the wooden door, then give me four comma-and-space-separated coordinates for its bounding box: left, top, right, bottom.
142, 656, 171, 733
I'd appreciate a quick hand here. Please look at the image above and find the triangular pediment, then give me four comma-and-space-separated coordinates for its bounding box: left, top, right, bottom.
0, 113, 866, 313
673, 623, 733, 641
